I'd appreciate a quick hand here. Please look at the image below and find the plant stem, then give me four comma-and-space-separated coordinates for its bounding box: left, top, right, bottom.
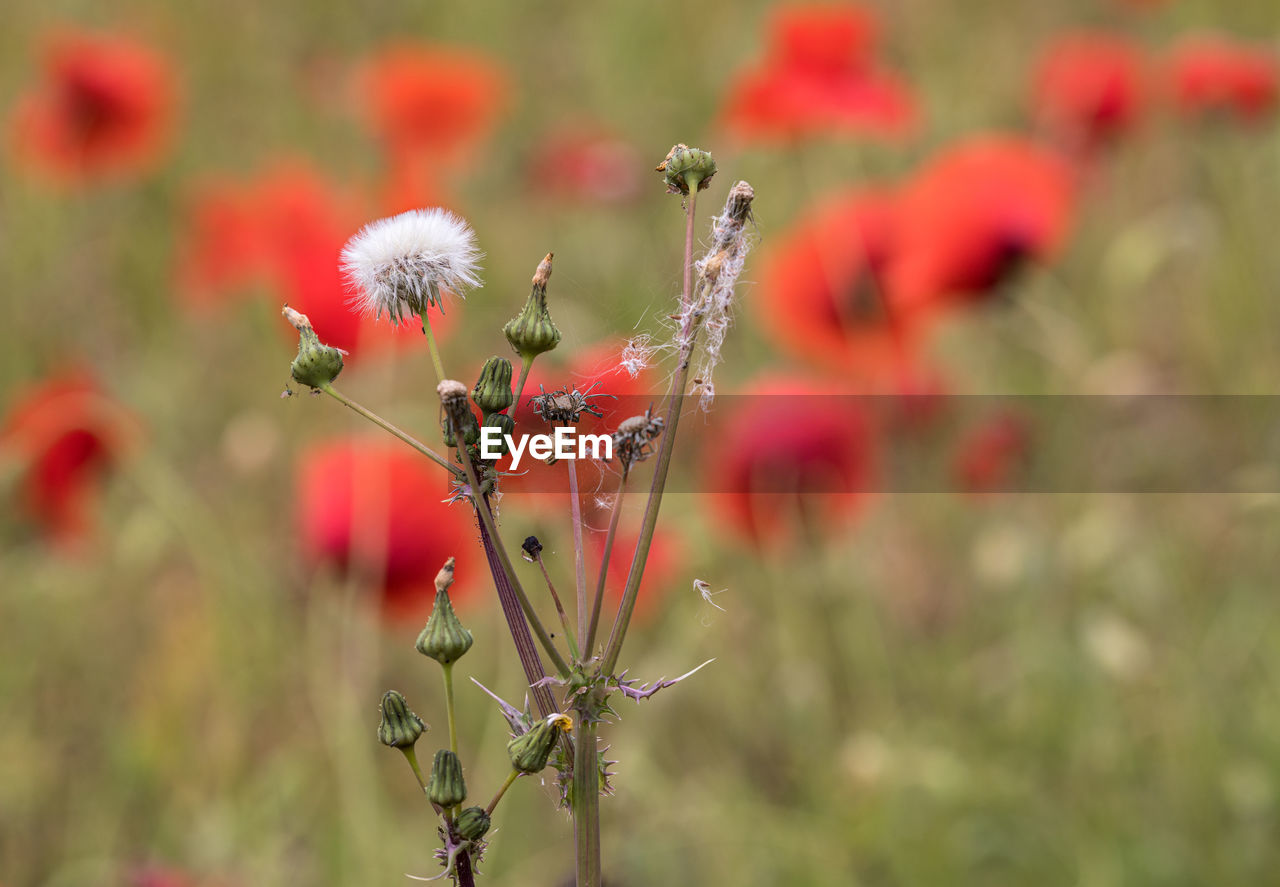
572, 717, 601, 887
486, 770, 521, 815
513, 354, 534, 412
401, 747, 429, 794
535, 554, 580, 661
476, 516, 561, 722
583, 469, 627, 656
454, 848, 476, 887
442, 663, 459, 757
566, 453, 589, 645
451, 437, 571, 679
600, 189, 699, 675
420, 310, 447, 383
320, 384, 461, 479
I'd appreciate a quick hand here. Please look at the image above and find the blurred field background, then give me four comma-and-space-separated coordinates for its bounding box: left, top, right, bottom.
3, 0, 1280, 885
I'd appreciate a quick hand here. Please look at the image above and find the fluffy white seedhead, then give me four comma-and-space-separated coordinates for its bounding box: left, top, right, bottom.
341, 208, 483, 325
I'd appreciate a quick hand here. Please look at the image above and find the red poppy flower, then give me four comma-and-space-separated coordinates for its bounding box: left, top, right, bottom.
174, 177, 270, 310
1032, 32, 1148, 152
174, 163, 450, 356
953, 412, 1031, 494
1, 370, 136, 544
1166, 36, 1277, 123
9, 29, 175, 185
706, 376, 877, 545
886, 135, 1076, 315
296, 437, 478, 619
720, 4, 916, 142
527, 125, 643, 204
358, 44, 506, 204
757, 188, 923, 382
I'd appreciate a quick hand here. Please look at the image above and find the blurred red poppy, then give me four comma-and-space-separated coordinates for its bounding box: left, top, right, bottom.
1032, 32, 1148, 153
1165, 36, 1277, 123
1, 370, 136, 545
9, 29, 175, 185
953, 412, 1031, 494
757, 188, 922, 382
526, 125, 643, 204
358, 45, 505, 206
175, 163, 449, 357
296, 437, 478, 619
887, 135, 1076, 315
720, 4, 915, 142
706, 377, 876, 545
174, 178, 269, 310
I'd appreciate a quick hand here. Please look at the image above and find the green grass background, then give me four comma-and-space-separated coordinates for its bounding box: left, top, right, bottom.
3, 1, 1280, 885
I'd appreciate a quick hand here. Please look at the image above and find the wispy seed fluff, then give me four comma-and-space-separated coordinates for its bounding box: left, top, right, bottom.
687, 181, 755, 410
341, 208, 483, 325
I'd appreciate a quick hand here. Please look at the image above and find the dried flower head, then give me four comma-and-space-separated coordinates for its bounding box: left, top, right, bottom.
612, 407, 665, 471
529, 383, 614, 425
341, 208, 482, 325
687, 181, 756, 409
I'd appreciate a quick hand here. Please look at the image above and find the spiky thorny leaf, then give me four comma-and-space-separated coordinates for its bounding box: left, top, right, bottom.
613, 659, 716, 703
407, 822, 485, 885
470, 678, 534, 736
555, 742, 617, 810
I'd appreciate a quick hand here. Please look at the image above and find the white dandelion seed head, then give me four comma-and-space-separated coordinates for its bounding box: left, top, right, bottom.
341, 208, 483, 325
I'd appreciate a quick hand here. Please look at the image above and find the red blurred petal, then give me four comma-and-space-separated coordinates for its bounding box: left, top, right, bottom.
1166, 35, 1277, 122
9, 28, 176, 184
295, 437, 479, 619
1, 370, 136, 543
706, 376, 876, 545
359, 45, 506, 166
1032, 32, 1148, 152
887, 134, 1076, 314
757, 188, 922, 382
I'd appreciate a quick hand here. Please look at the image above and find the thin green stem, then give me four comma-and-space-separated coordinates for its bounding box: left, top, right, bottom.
513, 354, 534, 414
450, 434, 571, 678
566, 452, 588, 645
600, 189, 699, 675
583, 469, 627, 656
572, 718, 601, 887
319, 383, 461, 479
486, 769, 521, 816
535, 554, 580, 661
420, 311, 446, 383
401, 746, 429, 794
442, 663, 458, 757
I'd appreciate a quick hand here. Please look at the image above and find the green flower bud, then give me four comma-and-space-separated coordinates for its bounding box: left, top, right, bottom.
416, 558, 473, 665
503, 254, 561, 361
480, 412, 515, 456
377, 690, 427, 749
656, 144, 716, 196
427, 748, 467, 807
283, 306, 344, 389
455, 806, 491, 841
507, 712, 573, 774
472, 356, 514, 414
